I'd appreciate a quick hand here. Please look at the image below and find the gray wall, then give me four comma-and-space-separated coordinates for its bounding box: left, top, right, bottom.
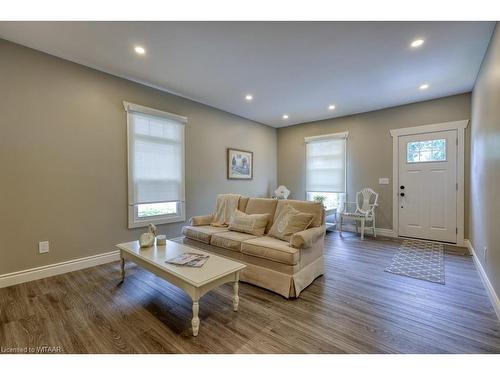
277, 94, 471, 231
470, 23, 500, 297
0, 39, 277, 275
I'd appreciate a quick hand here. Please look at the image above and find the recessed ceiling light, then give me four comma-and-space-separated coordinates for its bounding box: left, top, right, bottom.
411, 39, 425, 48
245, 94, 253, 101
328, 104, 336, 110
419, 83, 429, 90
282, 114, 289, 120
134, 46, 146, 55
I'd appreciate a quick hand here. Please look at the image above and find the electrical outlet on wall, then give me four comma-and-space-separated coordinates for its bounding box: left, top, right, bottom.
39, 241, 50, 254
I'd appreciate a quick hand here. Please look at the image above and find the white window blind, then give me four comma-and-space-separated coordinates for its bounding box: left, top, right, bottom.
305, 132, 347, 193
124, 102, 186, 227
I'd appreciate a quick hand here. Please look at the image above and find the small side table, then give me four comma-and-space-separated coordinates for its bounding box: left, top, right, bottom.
325, 208, 337, 231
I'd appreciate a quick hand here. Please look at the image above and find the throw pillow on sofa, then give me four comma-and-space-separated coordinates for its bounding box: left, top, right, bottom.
228, 210, 270, 236
268, 204, 314, 242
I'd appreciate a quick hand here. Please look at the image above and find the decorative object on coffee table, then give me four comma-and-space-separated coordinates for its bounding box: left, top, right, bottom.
156, 234, 166, 246
227, 148, 253, 180
274, 185, 290, 199
166, 252, 210, 267
139, 224, 157, 248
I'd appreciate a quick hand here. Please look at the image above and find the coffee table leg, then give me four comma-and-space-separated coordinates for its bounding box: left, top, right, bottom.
192, 300, 200, 336
118, 256, 125, 285
232, 273, 240, 312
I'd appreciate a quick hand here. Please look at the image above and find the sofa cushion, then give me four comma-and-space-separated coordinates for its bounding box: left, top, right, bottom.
210, 231, 258, 252
244, 198, 278, 233
228, 210, 270, 236
268, 204, 314, 242
241, 236, 300, 266
274, 199, 324, 228
182, 225, 229, 244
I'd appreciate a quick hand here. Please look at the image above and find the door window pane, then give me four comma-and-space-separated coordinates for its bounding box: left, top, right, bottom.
407, 139, 446, 163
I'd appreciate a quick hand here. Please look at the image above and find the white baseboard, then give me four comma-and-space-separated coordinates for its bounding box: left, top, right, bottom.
0, 250, 120, 289
465, 239, 500, 321
339, 224, 397, 238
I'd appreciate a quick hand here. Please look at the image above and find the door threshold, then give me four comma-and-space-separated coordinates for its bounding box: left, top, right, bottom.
397, 235, 461, 247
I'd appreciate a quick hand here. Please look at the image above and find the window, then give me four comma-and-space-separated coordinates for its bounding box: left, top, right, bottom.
407, 139, 446, 163
124, 102, 186, 228
306, 192, 344, 211
137, 202, 178, 218
305, 132, 348, 211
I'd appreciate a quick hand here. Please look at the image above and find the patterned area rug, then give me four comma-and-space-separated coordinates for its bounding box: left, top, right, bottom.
385, 239, 445, 284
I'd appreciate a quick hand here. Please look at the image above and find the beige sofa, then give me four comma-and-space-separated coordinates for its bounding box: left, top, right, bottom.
181, 197, 326, 298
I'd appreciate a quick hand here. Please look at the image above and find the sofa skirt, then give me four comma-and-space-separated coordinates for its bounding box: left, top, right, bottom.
239, 256, 324, 298
180, 237, 324, 298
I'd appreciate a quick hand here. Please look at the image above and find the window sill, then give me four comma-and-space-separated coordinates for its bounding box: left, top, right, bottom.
128, 214, 186, 229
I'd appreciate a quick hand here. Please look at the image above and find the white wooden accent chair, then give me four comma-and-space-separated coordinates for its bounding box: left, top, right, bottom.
339, 188, 379, 240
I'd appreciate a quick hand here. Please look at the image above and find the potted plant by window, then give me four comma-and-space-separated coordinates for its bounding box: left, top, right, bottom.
313, 195, 327, 208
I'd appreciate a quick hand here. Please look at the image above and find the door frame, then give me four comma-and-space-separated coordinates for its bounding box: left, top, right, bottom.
390, 120, 469, 246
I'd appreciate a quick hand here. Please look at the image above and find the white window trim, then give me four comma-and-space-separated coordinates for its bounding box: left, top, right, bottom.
304, 131, 349, 143
304, 131, 349, 199
129, 202, 185, 228
389, 119, 469, 246
123, 101, 188, 124
124, 101, 187, 228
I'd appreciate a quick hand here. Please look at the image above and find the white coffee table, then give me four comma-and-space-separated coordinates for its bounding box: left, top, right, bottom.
115, 239, 246, 336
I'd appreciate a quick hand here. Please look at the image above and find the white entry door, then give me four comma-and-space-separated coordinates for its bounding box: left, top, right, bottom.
398, 130, 457, 243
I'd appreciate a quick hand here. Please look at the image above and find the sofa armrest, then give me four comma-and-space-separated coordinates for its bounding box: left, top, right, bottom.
190, 214, 214, 226
289, 225, 326, 249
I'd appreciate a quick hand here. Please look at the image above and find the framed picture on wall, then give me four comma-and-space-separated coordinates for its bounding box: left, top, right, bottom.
227, 148, 253, 180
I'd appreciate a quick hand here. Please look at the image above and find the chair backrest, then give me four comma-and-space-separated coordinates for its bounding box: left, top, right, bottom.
356, 188, 378, 215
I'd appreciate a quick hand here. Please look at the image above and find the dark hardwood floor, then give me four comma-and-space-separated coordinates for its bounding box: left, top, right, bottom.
1, 232, 499, 353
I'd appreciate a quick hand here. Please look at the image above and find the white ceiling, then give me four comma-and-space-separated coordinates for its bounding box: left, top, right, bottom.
0, 22, 494, 127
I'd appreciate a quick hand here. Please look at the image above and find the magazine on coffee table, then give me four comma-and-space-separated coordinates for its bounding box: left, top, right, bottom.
165, 252, 210, 268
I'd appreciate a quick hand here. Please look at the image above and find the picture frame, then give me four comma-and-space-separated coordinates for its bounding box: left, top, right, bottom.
227, 148, 253, 180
